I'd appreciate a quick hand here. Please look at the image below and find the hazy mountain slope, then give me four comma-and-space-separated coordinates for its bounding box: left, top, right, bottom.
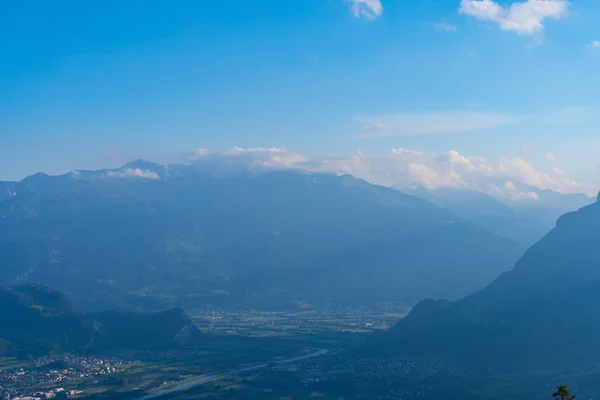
0, 285, 201, 355
402, 186, 559, 247
0, 181, 18, 202
511, 186, 593, 228
377, 197, 600, 372
0, 164, 523, 310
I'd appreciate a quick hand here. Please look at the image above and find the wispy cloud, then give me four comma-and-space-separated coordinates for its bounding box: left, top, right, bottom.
545, 153, 556, 161
434, 21, 458, 32
459, 0, 570, 36
355, 111, 522, 138
521, 144, 534, 152
548, 106, 592, 124
353, 107, 591, 139
345, 0, 383, 20
590, 41, 600, 49
106, 168, 160, 180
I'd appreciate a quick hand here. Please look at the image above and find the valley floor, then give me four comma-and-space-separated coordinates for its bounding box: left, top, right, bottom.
1, 303, 406, 399
5, 303, 600, 400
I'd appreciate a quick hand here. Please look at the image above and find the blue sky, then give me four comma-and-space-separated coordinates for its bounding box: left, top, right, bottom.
1, 0, 600, 194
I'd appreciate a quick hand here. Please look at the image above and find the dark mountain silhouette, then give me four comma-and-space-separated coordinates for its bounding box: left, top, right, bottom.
0, 162, 523, 310
0, 284, 201, 355
375, 196, 600, 372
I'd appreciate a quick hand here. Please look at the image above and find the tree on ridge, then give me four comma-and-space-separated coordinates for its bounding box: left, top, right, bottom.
553, 385, 576, 400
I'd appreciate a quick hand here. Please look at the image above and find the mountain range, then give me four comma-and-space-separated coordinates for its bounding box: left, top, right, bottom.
0, 161, 524, 311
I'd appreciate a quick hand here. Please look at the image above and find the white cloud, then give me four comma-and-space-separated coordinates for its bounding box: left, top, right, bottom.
514, 191, 541, 201
545, 153, 556, 161
187, 147, 593, 199
435, 21, 458, 32
551, 167, 566, 175
106, 168, 160, 180
346, 0, 383, 20
590, 41, 600, 49
459, 0, 570, 36
357, 111, 522, 138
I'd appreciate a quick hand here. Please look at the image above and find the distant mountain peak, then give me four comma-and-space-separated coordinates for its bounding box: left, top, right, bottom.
20, 172, 51, 184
